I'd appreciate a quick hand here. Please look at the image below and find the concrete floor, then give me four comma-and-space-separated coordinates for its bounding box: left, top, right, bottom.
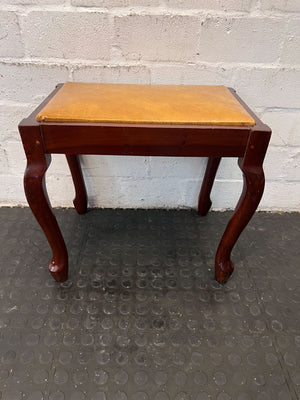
0, 208, 299, 400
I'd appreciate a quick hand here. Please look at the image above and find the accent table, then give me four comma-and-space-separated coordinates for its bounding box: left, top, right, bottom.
19, 82, 271, 283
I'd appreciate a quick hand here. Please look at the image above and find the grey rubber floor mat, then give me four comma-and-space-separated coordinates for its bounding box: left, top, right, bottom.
0, 208, 299, 400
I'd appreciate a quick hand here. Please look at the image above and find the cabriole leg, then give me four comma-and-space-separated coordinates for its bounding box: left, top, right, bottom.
66, 154, 87, 214
215, 130, 271, 283
20, 125, 68, 282
198, 157, 221, 215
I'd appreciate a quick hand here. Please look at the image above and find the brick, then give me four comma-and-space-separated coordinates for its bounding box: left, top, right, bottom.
211, 180, 243, 210
44, 173, 75, 207
216, 158, 243, 181
165, 0, 252, 12
80, 155, 150, 178
0, 104, 33, 138
22, 11, 111, 60
149, 157, 206, 179
99, 177, 202, 208
4, 140, 27, 176
0, 62, 69, 103
150, 65, 185, 85
82, 176, 244, 209
0, 11, 24, 58
198, 17, 282, 63
114, 15, 200, 62
260, 181, 300, 210
149, 157, 243, 181
260, 0, 300, 13
50, 157, 244, 208
0, 144, 9, 171
45, 154, 70, 176
281, 19, 300, 65
150, 64, 234, 86
264, 146, 300, 182
73, 65, 151, 84
233, 67, 300, 108
45, 175, 198, 209
72, 0, 159, 6
6, 0, 64, 4
0, 174, 26, 205
260, 109, 300, 146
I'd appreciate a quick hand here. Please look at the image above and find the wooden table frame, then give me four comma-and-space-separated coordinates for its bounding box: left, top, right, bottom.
19, 84, 271, 283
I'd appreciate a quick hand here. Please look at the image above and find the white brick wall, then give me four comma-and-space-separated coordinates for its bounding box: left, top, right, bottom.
164, 0, 253, 12
260, 0, 300, 13
0, 1, 299, 211
0, 11, 24, 58
114, 15, 201, 62
23, 11, 112, 59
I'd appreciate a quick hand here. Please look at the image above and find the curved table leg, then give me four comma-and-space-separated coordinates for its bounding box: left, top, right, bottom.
215, 130, 271, 283
20, 125, 68, 282
198, 157, 221, 215
66, 154, 87, 214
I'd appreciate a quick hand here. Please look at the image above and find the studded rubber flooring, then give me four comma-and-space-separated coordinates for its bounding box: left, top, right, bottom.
0, 208, 299, 400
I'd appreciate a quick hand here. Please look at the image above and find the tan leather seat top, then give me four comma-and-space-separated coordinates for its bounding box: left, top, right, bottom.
36, 82, 255, 126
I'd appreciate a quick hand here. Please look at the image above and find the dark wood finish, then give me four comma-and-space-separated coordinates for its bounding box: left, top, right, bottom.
41, 123, 249, 157
214, 129, 270, 282
19, 84, 271, 283
198, 157, 221, 216
66, 155, 87, 214
19, 124, 68, 282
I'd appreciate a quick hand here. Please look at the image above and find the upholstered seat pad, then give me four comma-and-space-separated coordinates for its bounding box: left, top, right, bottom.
36, 82, 255, 126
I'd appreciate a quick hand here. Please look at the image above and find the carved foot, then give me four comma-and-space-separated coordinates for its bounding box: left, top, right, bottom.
213, 128, 271, 283
215, 258, 234, 283
49, 258, 68, 282
66, 155, 88, 215
198, 198, 212, 216
73, 197, 87, 215
198, 157, 221, 216
19, 125, 69, 283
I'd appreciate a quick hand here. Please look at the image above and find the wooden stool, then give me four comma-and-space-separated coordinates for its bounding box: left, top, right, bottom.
19, 83, 271, 283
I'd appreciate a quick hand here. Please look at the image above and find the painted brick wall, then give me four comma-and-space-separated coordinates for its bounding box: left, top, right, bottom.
0, 0, 299, 210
